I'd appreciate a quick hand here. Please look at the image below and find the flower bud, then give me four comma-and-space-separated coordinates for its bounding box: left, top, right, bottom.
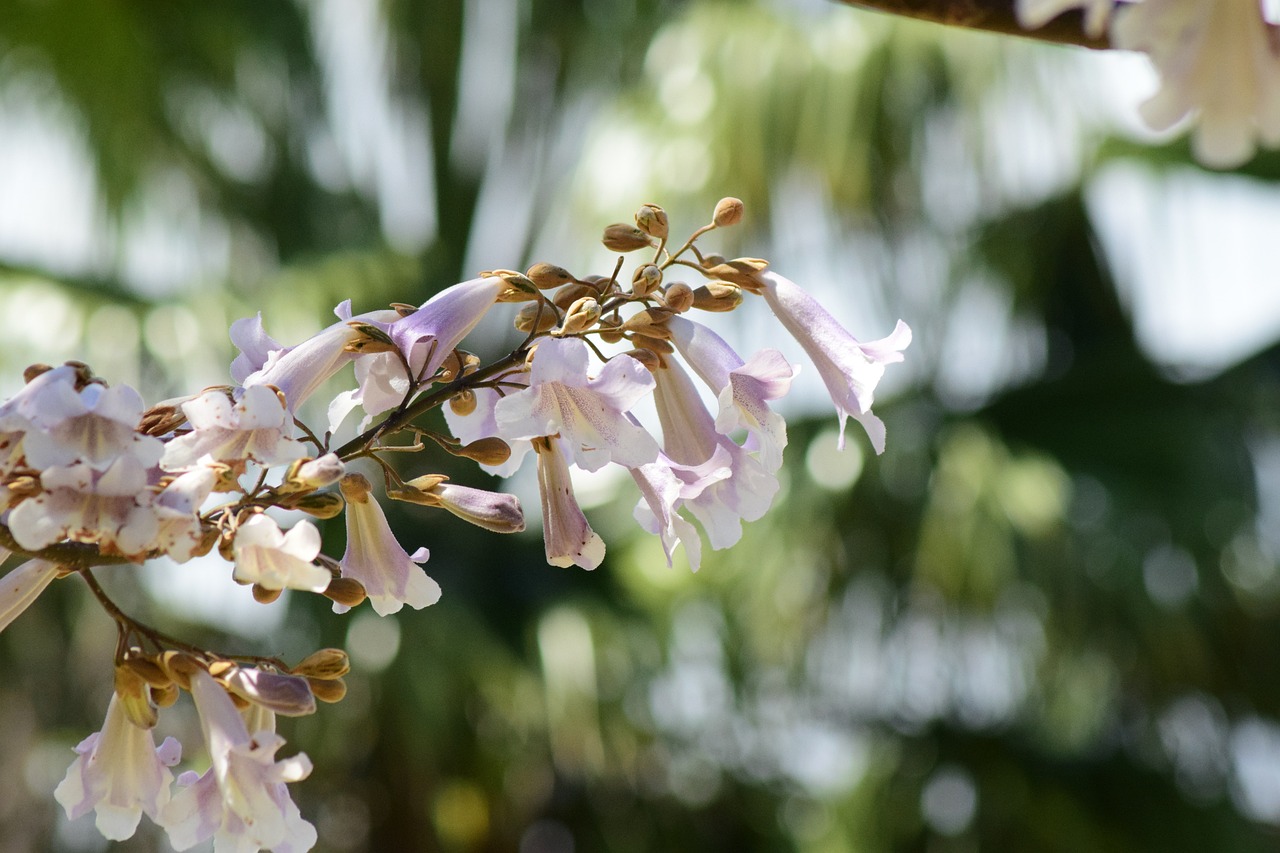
437, 349, 479, 383
294, 492, 346, 519
662, 281, 695, 313
701, 258, 768, 293
635, 203, 669, 240
432, 482, 526, 533
158, 650, 202, 691
323, 576, 367, 609
598, 314, 624, 344
253, 583, 283, 604
121, 653, 171, 689
286, 453, 346, 491
553, 296, 601, 337
691, 282, 744, 312
449, 388, 477, 416
712, 196, 744, 227
621, 306, 674, 339
631, 264, 663, 298
22, 363, 53, 383
308, 676, 348, 704
292, 648, 351, 680
223, 666, 317, 717
622, 348, 663, 372
602, 223, 652, 252
152, 682, 180, 708
552, 283, 597, 311
631, 335, 674, 355
451, 437, 513, 466
514, 302, 558, 334
526, 262, 575, 290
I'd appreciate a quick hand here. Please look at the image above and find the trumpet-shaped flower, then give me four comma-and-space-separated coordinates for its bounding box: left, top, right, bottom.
533, 437, 605, 570
668, 315, 797, 472
159, 671, 316, 852
495, 338, 659, 472
231, 515, 330, 593
8, 457, 159, 555
337, 474, 440, 615
759, 271, 910, 453
630, 449, 734, 571
1112, 0, 1280, 169
233, 301, 401, 413
0, 559, 60, 632
161, 386, 306, 471
54, 694, 182, 841
652, 360, 778, 550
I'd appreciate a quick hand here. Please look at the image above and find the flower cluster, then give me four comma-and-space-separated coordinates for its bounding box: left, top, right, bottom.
0, 198, 909, 850
1017, 0, 1280, 168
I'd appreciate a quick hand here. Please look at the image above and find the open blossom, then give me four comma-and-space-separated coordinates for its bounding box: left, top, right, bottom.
0, 559, 60, 632
668, 315, 797, 472
161, 386, 306, 471
495, 337, 659, 472
1111, 0, 1280, 169
337, 474, 440, 616
160, 671, 316, 852
231, 514, 330, 593
19, 378, 163, 471
233, 300, 401, 413
533, 437, 605, 570
54, 694, 182, 841
630, 451, 733, 571
759, 271, 910, 454
148, 466, 217, 562
8, 457, 159, 555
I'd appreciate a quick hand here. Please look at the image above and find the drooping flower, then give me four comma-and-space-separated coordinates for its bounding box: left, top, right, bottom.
337, 473, 440, 616
533, 436, 605, 570
8, 457, 159, 555
758, 271, 910, 454
651, 359, 778, 550
159, 671, 316, 852
668, 315, 797, 472
231, 514, 330, 593
0, 559, 60, 632
1014, 0, 1114, 37
233, 301, 401, 413
629, 452, 734, 571
1111, 0, 1280, 169
54, 694, 182, 841
495, 337, 659, 472
161, 386, 306, 471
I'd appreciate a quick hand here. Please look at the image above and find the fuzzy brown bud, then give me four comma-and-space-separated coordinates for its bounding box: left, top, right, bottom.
514, 302, 558, 334
526, 262, 576, 290
691, 282, 744, 312
631, 335, 674, 355
449, 389, 478, 417
450, 437, 513, 466
635, 204, 669, 240
662, 281, 695, 313
621, 306, 674, 339
622, 348, 663, 372
702, 258, 769, 293
598, 314, 625, 344
308, 676, 348, 704
602, 223, 652, 252
553, 296, 601, 337
253, 583, 284, 604
552, 283, 596, 311
152, 683, 180, 708
631, 264, 663, 298
323, 577, 367, 608
22, 363, 53, 384
292, 648, 351, 680
293, 492, 346, 519
712, 197, 744, 227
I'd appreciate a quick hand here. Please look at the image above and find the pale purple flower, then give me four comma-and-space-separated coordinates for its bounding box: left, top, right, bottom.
159, 671, 316, 852
1112, 0, 1280, 169
495, 338, 659, 472
338, 474, 440, 615
630, 450, 734, 571
8, 457, 158, 555
54, 694, 182, 841
222, 667, 316, 718
231, 514, 330, 593
429, 482, 526, 533
652, 360, 778, 550
668, 315, 797, 472
19, 378, 162, 471
161, 386, 306, 471
0, 559, 60, 632
759, 271, 910, 453
233, 300, 401, 412
533, 437, 605, 570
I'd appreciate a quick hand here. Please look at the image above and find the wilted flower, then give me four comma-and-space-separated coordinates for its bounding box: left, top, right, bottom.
54, 694, 182, 841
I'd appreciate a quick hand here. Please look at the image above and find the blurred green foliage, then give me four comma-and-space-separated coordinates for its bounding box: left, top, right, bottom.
3, 1, 1280, 851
